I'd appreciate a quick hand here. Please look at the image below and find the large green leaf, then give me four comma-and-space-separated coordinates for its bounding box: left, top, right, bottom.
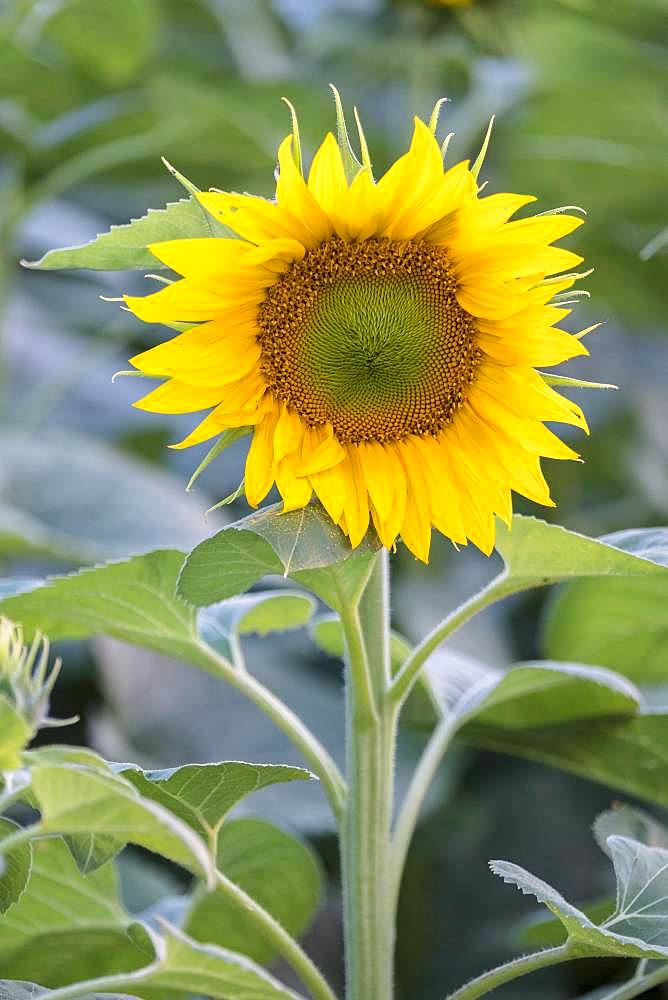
0, 837, 152, 987
492, 834, 668, 959
186, 818, 323, 965
421, 656, 668, 809
119, 761, 313, 842
461, 661, 640, 729
543, 574, 668, 684
30, 765, 215, 881
0, 550, 207, 668
23, 197, 232, 272
495, 519, 668, 590
178, 502, 378, 608
0, 819, 32, 914
461, 709, 668, 810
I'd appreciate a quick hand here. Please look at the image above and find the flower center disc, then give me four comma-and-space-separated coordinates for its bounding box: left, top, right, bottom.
258, 237, 480, 444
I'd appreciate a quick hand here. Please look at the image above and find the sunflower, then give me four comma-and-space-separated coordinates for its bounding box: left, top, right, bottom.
124, 101, 592, 562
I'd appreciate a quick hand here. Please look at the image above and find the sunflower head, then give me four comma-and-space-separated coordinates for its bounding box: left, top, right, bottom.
124, 94, 594, 563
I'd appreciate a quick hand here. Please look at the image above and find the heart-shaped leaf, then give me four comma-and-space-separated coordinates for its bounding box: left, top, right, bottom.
178, 503, 378, 609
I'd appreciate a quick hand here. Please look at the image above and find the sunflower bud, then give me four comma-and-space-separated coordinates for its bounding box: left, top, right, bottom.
0, 617, 64, 734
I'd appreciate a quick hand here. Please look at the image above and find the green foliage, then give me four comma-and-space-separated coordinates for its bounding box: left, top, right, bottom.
493, 807, 668, 960
0, 836, 152, 986
544, 574, 668, 683
119, 760, 313, 843
0, 550, 203, 665
23, 197, 233, 272
178, 502, 379, 609
495, 517, 668, 590
186, 817, 323, 965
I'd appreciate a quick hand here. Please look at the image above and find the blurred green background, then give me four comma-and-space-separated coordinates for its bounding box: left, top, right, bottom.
1, 0, 667, 996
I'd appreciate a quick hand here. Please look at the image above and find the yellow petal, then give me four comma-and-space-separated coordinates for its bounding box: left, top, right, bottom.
147, 237, 253, 277
308, 132, 348, 205
298, 425, 345, 476
310, 461, 347, 524
245, 407, 280, 506
276, 451, 313, 512
197, 191, 307, 246
456, 275, 524, 320
133, 379, 224, 414
357, 441, 395, 522
339, 447, 370, 548
125, 279, 264, 324
273, 403, 304, 463
276, 135, 332, 244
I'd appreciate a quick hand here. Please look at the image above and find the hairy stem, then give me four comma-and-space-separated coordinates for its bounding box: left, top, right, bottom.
195, 640, 346, 821
447, 944, 577, 1000
215, 871, 338, 1000
340, 550, 397, 1000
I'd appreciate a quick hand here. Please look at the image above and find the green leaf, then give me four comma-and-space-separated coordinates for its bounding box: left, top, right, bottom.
118, 761, 313, 842
178, 502, 379, 608
22, 197, 233, 272
495, 518, 668, 591
200, 591, 316, 661
30, 764, 215, 882
461, 661, 640, 729
543, 575, 668, 684
492, 835, 668, 959
0, 837, 152, 987
0, 819, 31, 914
520, 898, 614, 949
540, 528, 668, 684
461, 710, 668, 811
95, 924, 306, 1000
0, 697, 32, 770
0, 550, 207, 668
185, 818, 323, 965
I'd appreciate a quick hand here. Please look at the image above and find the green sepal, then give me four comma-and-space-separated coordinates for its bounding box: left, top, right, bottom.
329, 84, 362, 183
186, 427, 252, 492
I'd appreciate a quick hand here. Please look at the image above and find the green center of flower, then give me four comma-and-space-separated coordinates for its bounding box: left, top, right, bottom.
257, 237, 480, 444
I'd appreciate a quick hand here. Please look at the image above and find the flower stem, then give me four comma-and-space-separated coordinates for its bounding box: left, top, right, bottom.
389, 573, 521, 706
446, 944, 577, 1000
340, 550, 398, 1000
195, 640, 346, 821
215, 871, 338, 1000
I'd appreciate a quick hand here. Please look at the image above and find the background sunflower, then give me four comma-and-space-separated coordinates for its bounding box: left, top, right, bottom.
2, 0, 667, 997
